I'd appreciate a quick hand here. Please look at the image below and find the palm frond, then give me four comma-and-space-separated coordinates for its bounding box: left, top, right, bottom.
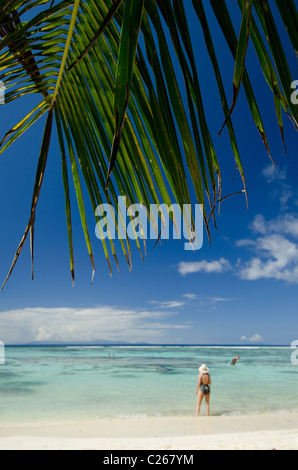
0, 0, 297, 287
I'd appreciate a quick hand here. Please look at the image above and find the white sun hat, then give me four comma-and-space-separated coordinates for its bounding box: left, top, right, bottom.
199, 364, 209, 373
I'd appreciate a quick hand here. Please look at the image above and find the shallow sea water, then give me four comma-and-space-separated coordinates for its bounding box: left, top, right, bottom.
0, 345, 297, 422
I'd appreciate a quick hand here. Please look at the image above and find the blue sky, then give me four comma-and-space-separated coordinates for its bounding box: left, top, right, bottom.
0, 2, 297, 346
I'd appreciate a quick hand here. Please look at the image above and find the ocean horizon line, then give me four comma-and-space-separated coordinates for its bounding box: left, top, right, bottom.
4, 343, 292, 348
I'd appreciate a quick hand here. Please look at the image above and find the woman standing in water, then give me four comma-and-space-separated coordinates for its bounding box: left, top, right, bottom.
196, 364, 211, 416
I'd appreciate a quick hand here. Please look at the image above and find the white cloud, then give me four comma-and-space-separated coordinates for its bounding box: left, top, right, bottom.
250, 214, 298, 238
177, 214, 298, 285
239, 235, 298, 282
0, 305, 191, 345
250, 214, 267, 235
262, 164, 295, 210
238, 214, 298, 284
178, 258, 231, 276
262, 164, 286, 183
208, 297, 240, 303
241, 334, 264, 343
149, 300, 185, 309
183, 293, 197, 300
274, 214, 298, 237
279, 188, 293, 210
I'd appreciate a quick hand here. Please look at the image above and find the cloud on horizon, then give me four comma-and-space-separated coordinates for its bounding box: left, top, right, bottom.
241, 333, 264, 343
0, 305, 192, 345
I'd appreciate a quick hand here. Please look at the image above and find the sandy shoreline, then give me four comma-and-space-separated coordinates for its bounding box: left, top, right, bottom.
0, 413, 298, 450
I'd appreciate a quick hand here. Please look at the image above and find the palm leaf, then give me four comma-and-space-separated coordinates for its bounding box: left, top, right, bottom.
1, 107, 54, 290
0, 0, 297, 287
218, 0, 253, 136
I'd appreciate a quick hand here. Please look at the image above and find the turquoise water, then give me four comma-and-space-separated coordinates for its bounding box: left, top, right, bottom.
0, 345, 297, 422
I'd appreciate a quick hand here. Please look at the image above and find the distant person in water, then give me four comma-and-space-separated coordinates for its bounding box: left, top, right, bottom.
196, 364, 211, 416
231, 355, 240, 366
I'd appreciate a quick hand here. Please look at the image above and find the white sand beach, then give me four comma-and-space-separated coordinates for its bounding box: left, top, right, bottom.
0, 413, 297, 450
